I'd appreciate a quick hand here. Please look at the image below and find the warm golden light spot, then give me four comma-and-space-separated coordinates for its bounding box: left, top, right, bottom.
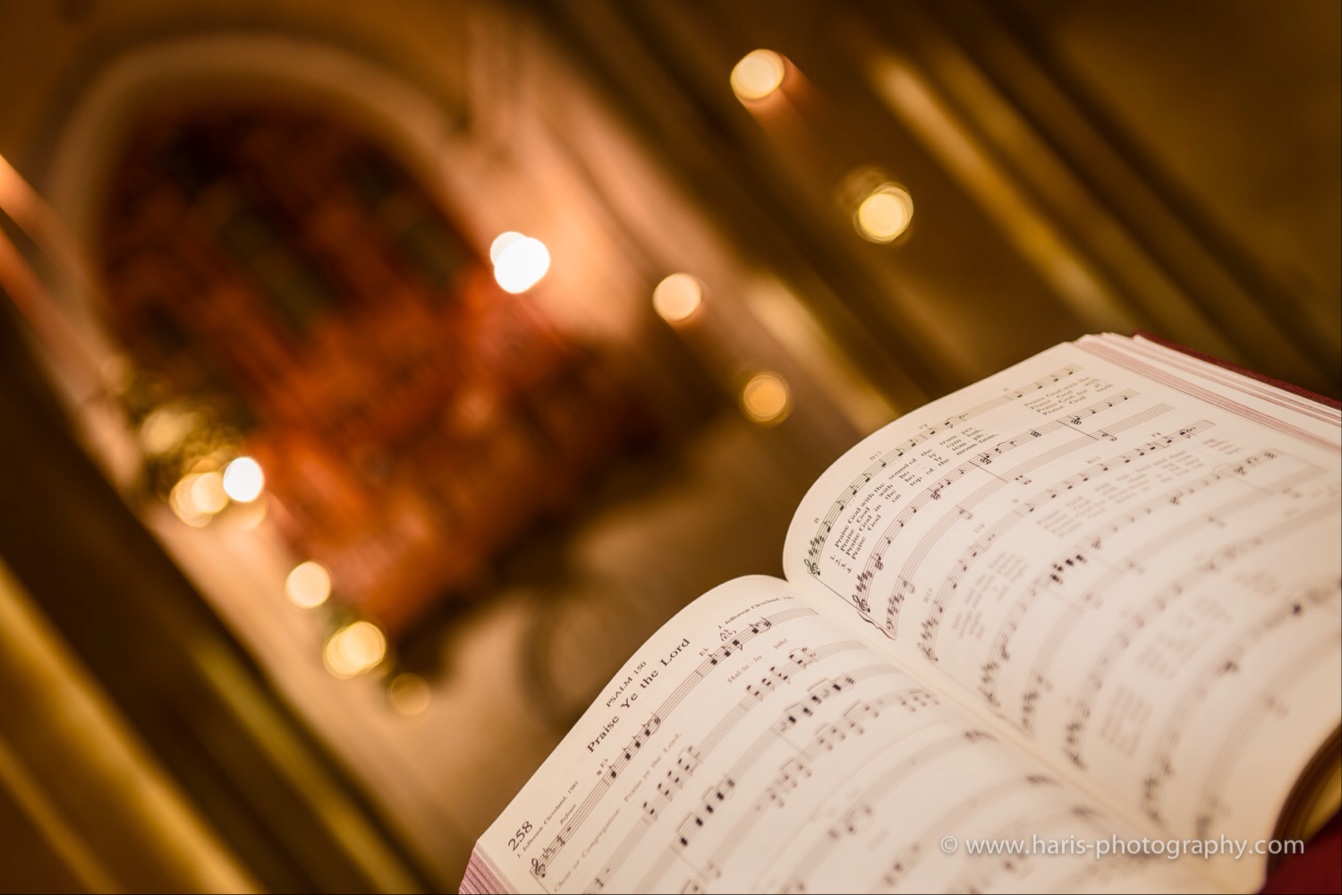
652, 273, 704, 323
741, 372, 792, 425
190, 469, 229, 514
323, 621, 387, 678
169, 474, 211, 527
286, 560, 332, 609
388, 673, 431, 716
488, 231, 524, 265
222, 456, 265, 502
731, 49, 787, 102
492, 234, 550, 294
139, 406, 199, 455
855, 184, 914, 243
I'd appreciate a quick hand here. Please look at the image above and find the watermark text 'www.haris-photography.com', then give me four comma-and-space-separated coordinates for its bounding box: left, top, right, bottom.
939, 833, 1305, 862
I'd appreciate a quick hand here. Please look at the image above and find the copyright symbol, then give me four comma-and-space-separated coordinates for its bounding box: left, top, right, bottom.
940, 835, 958, 854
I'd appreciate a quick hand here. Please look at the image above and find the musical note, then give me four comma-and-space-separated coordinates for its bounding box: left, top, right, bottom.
894, 687, 938, 712
806, 367, 1080, 564
674, 778, 738, 848
764, 757, 812, 807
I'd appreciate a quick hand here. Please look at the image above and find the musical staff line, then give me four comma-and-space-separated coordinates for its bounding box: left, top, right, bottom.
627, 664, 900, 894
978, 449, 1293, 713
848, 399, 1170, 640
1016, 464, 1325, 735
531, 608, 816, 882
774, 730, 993, 891
919, 422, 1214, 662
702, 686, 940, 882
1192, 614, 1341, 838
805, 366, 1082, 574
1062, 500, 1337, 776
1138, 569, 1340, 827
586, 642, 869, 891
934, 803, 1140, 895
876, 775, 1058, 890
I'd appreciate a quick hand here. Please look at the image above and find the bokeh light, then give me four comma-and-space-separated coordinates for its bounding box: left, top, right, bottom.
286, 560, 332, 609
741, 372, 792, 425
322, 621, 387, 678
388, 673, 432, 716
492, 235, 550, 294
855, 183, 914, 243
222, 456, 265, 502
139, 406, 200, 455
169, 473, 212, 527
652, 273, 704, 323
488, 231, 524, 264
190, 469, 229, 514
731, 49, 787, 102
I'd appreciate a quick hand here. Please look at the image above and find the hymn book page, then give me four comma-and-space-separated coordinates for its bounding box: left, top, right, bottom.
466, 576, 1217, 894
783, 341, 1342, 889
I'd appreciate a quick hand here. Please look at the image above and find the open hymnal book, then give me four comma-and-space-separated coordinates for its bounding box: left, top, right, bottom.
461, 333, 1341, 894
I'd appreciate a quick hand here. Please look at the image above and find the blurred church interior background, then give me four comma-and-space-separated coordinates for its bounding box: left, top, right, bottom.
0, 0, 1337, 890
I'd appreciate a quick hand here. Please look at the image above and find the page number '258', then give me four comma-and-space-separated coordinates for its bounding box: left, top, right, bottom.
509, 821, 533, 852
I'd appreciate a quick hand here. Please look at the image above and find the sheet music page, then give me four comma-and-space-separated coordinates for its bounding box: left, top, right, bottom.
469, 575, 1219, 894
783, 341, 1341, 886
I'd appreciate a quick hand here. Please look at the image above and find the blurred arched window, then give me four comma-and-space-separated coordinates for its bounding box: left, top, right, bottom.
98, 105, 657, 636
